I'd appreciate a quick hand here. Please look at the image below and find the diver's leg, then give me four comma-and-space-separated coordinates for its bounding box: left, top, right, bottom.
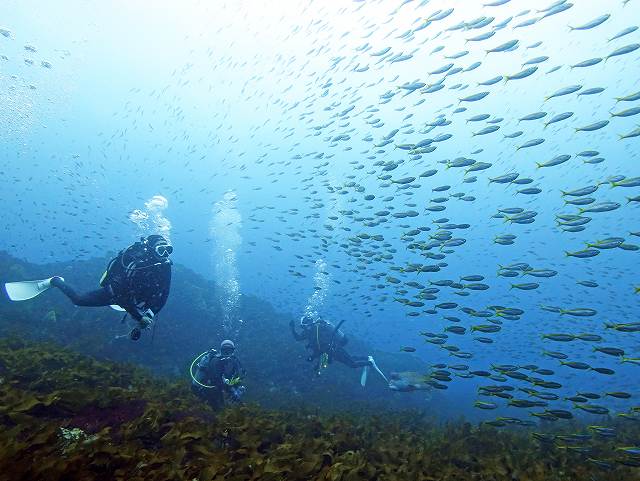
332, 348, 371, 368
349, 355, 373, 368
210, 388, 224, 410
51, 277, 114, 307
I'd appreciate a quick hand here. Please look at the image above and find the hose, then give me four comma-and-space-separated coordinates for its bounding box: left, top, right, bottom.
189, 350, 217, 389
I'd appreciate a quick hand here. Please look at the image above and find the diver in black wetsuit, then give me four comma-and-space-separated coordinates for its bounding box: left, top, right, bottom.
50, 234, 172, 340
290, 315, 378, 376
191, 340, 246, 410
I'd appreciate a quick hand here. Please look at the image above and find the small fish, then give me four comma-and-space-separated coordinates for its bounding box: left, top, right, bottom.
562, 185, 598, 196
487, 39, 519, 54
594, 346, 624, 357
620, 127, 640, 140
570, 58, 602, 68
570, 14, 610, 31
511, 283, 539, 290
545, 409, 573, 419
466, 31, 495, 42
574, 404, 610, 415
519, 112, 547, 122
616, 90, 640, 103
518, 187, 541, 195
565, 197, 594, 206
517, 138, 544, 150
560, 308, 597, 317
605, 322, 640, 333
509, 399, 547, 408
537, 154, 570, 168
505, 66, 537, 81
543, 351, 568, 360
504, 131, 524, 138
575, 120, 609, 132
592, 367, 615, 375
606, 43, 640, 61
579, 202, 620, 214
474, 400, 499, 410
606, 392, 631, 399
575, 333, 601, 342
545, 112, 573, 127
609, 26, 638, 42
459, 91, 489, 103
611, 106, 640, 118
560, 361, 591, 370
578, 87, 605, 96
616, 446, 640, 456
472, 126, 500, 137
478, 76, 503, 86
543, 334, 575, 342
523, 56, 549, 66
471, 325, 501, 333
545, 84, 582, 100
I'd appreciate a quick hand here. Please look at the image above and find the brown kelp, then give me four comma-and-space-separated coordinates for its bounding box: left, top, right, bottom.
0, 338, 638, 481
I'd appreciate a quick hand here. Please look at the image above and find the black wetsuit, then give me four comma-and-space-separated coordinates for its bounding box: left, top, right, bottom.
290, 319, 371, 370
192, 350, 246, 410
52, 240, 171, 322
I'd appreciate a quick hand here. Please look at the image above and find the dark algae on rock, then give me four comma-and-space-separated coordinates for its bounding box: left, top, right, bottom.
0, 338, 639, 481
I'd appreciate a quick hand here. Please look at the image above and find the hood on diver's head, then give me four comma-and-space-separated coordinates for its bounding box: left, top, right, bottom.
300, 314, 318, 328
145, 234, 173, 258
220, 339, 235, 356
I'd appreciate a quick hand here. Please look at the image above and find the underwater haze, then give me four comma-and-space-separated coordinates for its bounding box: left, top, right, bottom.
1, 0, 640, 478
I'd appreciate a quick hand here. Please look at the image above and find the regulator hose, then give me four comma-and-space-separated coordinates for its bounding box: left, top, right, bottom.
189, 350, 217, 389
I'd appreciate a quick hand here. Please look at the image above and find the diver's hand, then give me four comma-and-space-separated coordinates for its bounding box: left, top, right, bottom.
139, 309, 154, 329
139, 316, 153, 329
231, 386, 245, 402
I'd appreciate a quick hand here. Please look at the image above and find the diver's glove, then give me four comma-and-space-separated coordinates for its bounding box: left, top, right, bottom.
138, 309, 155, 329
230, 385, 246, 402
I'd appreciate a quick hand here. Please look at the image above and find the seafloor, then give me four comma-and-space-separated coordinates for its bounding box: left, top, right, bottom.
1, 337, 638, 481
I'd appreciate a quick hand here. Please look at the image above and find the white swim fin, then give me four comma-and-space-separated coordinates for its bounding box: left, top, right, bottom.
360, 365, 369, 387
110, 305, 126, 312
368, 355, 389, 383
4, 277, 62, 301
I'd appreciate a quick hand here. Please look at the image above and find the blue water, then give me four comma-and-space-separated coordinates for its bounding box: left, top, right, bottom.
1, 0, 639, 423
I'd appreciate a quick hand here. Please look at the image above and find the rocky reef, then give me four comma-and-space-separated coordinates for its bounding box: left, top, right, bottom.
1, 338, 638, 481
2, 252, 640, 480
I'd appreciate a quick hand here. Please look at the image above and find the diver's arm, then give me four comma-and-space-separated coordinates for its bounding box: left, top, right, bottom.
149, 262, 171, 314
145, 262, 172, 315
235, 358, 247, 381
119, 299, 144, 321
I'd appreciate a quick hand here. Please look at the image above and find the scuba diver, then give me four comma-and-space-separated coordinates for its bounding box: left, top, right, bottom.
290, 315, 388, 386
190, 340, 246, 410
4, 234, 173, 341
